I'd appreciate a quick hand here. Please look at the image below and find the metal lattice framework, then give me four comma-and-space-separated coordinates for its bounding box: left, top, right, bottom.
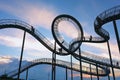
6, 58, 110, 77
0, 5, 120, 80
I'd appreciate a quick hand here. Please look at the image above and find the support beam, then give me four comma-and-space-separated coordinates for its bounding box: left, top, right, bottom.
107, 41, 115, 80
66, 67, 68, 80
17, 31, 26, 80
113, 20, 120, 54
26, 68, 29, 80
71, 55, 73, 80
79, 48, 83, 80
52, 41, 56, 80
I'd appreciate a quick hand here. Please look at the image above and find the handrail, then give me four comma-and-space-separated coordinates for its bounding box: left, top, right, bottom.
5, 58, 109, 77
0, 5, 120, 78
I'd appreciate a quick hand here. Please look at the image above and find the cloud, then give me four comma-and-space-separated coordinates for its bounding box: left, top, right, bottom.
72, 72, 96, 78
0, 33, 23, 48
0, 0, 88, 61
58, 21, 78, 39
0, 31, 55, 60
25, 50, 52, 61
83, 43, 107, 51
0, 0, 57, 29
0, 56, 12, 64
83, 42, 120, 60
0, 0, 119, 63
0, 0, 90, 39
0, 32, 53, 51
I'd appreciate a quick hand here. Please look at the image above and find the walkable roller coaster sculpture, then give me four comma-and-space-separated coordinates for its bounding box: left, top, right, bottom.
0, 5, 120, 80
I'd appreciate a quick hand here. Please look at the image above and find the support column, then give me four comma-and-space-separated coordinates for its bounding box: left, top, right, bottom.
79, 48, 83, 80
17, 31, 26, 80
113, 20, 120, 54
52, 41, 56, 80
66, 67, 68, 80
26, 68, 29, 80
107, 41, 115, 80
71, 55, 73, 80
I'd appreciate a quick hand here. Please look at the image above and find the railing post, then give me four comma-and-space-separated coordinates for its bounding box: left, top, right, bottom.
17, 31, 26, 80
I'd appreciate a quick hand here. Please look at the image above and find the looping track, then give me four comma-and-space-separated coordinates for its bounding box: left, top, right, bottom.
0, 5, 120, 77
51, 14, 84, 53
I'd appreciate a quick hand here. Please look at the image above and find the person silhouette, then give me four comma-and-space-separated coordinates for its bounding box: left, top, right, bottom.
117, 62, 119, 66
90, 35, 92, 41
31, 26, 34, 33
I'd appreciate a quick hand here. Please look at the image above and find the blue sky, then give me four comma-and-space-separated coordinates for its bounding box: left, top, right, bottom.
0, 0, 120, 77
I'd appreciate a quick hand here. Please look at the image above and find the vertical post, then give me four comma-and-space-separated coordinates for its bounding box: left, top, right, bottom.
52, 41, 56, 80
17, 31, 26, 80
90, 64, 92, 80
96, 63, 99, 80
26, 68, 29, 80
66, 67, 68, 80
79, 48, 83, 80
71, 55, 73, 80
113, 20, 120, 53
107, 41, 115, 80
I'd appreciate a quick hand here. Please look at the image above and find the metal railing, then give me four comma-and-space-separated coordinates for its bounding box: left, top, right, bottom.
5, 58, 108, 77
0, 19, 120, 70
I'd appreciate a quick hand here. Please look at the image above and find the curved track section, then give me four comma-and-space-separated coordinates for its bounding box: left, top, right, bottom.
0, 19, 111, 70
0, 19, 118, 68
5, 58, 109, 77
0, 5, 120, 77
94, 5, 120, 42
52, 14, 83, 53
51, 5, 120, 66
0, 19, 67, 55
73, 5, 120, 64
0, 19, 117, 77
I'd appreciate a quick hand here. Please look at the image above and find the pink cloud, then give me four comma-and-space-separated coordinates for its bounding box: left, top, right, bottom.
0, 0, 57, 29
83, 42, 120, 60
0, 32, 54, 60
0, 0, 90, 39
0, 56, 12, 64
0, 33, 51, 51
72, 73, 96, 78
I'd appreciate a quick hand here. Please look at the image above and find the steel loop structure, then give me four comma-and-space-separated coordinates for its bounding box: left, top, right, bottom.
51, 14, 84, 53
0, 5, 120, 80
